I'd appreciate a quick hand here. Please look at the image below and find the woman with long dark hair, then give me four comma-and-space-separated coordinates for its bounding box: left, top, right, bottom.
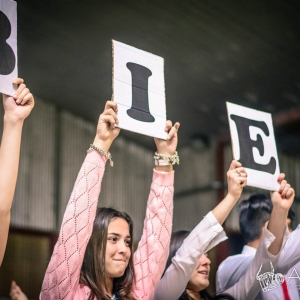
154, 161, 294, 300
40, 101, 180, 300
163, 230, 235, 300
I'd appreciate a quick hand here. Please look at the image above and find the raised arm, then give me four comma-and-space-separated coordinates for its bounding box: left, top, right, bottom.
0, 78, 34, 266
212, 160, 246, 224
153, 160, 246, 300
40, 101, 120, 300
132, 121, 179, 300
268, 174, 294, 255
223, 175, 294, 300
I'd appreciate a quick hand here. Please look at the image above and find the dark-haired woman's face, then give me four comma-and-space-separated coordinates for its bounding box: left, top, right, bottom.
105, 217, 131, 278
186, 254, 211, 292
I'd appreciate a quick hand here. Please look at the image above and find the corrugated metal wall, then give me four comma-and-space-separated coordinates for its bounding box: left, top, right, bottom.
1, 96, 300, 298
0, 98, 56, 231
0, 98, 157, 241
0, 97, 217, 240
2, 97, 299, 238
173, 145, 217, 231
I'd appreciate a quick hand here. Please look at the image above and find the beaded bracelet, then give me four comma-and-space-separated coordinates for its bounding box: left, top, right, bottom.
88, 144, 113, 167
153, 151, 179, 166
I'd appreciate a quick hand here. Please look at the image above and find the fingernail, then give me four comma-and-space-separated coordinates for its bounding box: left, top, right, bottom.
13, 94, 17, 98
167, 135, 170, 140
278, 191, 282, 194
277, 179, 281, 182
13, 81, 17, 84
281, 194, 285, 199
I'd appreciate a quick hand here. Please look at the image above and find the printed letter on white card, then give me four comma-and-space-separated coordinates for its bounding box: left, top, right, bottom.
0, 0, 17, 96
112, 40, 167, 140
227, 102, 280, 191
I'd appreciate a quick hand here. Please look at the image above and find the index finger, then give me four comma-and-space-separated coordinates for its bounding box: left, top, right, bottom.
229, 160, 242, 170
165, 120, 172, 132
13, 78, 24, 85
174, 122, 180, 130
277, 173, 285, 183
104, 100, 118, 112
167, 122, 180, 140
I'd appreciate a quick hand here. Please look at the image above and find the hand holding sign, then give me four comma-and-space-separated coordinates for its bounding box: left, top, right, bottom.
271, 173, 295, 210
227, 102, 280, 191
0, 0, 17, 96
3, 78, 35, 122
227, 160, 247, 200
93, 100, 120, 153
112, 40, 167, 140
154, 120, 180, 172
268, 173, 294, 255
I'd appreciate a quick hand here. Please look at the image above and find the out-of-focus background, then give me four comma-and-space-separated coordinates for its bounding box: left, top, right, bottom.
1, 0, 300, 298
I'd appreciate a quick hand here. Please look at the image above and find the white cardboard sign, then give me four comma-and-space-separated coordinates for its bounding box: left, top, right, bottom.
0, 0, 18, 96
112, 40, 167, 140
226, 102, 280, 191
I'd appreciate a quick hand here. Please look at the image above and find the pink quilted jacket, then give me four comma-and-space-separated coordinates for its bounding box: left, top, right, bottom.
40, 150, 174, 300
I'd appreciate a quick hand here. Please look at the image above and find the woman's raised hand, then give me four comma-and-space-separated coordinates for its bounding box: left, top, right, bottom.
93, 101, 120, 152
154, 121, 180, 172
226, 160, 247, 201
271, 173, 295, 212
154, 120, 180, 155
2, 78, 34, 123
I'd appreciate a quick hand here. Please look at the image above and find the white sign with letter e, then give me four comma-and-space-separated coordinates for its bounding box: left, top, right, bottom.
112, 40, 167, 140
226, 102, 280, 191
0, 0, 17, 96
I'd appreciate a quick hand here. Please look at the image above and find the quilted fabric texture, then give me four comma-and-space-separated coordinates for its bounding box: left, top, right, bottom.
40, 151, 174, 300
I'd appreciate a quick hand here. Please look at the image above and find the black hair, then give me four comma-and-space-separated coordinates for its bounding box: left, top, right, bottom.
288, 208, 295, 222
288, 208, 296, 229
238, 194, 272, 244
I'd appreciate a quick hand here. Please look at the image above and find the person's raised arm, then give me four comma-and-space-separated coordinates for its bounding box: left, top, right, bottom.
268, 174, 294, 255
153, 160, 246, 300
133, 120, 180, 300
0, 78, 34, 266
92, 100, 120, 153
41, 101, 120, 300
212, 160, 247, 225
154, 120, 180, 173
222, 175, 294, 300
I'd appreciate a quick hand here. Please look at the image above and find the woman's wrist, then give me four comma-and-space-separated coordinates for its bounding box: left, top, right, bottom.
155, 165, 173, 172
4, 113, 25, 127
155, 148, 176, 156
153, 150, 178, 172
226, 191, 241, 203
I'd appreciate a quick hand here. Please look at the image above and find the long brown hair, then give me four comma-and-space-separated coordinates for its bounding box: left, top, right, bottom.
80, 207, 136, 300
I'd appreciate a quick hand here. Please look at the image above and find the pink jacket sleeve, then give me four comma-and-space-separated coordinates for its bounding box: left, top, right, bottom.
40, 151, 107, 300
132, 169, 174, 300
